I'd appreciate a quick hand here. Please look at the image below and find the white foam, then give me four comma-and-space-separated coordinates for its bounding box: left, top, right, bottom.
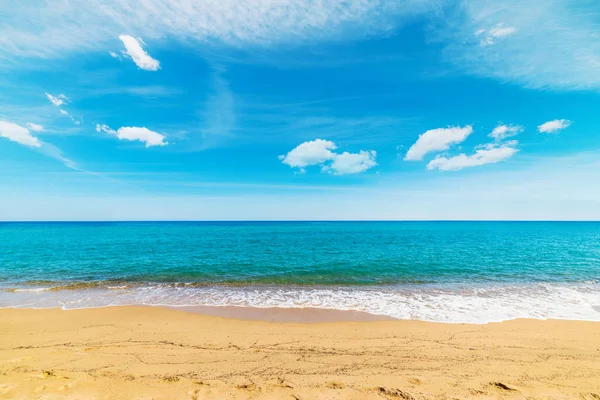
1, 283, 600, 323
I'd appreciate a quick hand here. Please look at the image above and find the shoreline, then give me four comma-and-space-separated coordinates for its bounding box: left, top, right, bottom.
3, 280, 600, 324
168, 305, 396, 322
3, 302, 600, 324
1, 306, 600, 399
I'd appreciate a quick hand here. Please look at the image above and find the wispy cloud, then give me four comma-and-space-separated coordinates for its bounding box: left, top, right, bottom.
442, 0, 600, 90
0, 0, 432, 59
26, 122, 44, 132
489, 124, 523, 141
45, 93, 68, 107
475, 23, 517, 46
37, 142, 79, 170
197, 67, 236, 149
2, 0, 598, 93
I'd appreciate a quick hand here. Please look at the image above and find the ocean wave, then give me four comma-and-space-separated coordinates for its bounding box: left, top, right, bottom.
1, 282, 600, 323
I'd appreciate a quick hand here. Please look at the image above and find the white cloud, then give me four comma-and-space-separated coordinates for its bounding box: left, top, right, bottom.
118, 35, 160, 71
476, 23, 517, 46
59, 109, 68, 115
97, 124, 167, 147
538, 119, 572, 133
0, 120, 41, 147
328, 150, 377, 175
26, 122, 44, 132
279, 139, 376, 175
45, 93, 68, 107
404, 125, 473, 161
427, 143, 518, 171
279, 139, 337, 169
489, 124, 523, 141
109, 51, 121, 59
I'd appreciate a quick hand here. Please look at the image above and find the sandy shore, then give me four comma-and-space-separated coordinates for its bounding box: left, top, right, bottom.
1, 307, 600, 399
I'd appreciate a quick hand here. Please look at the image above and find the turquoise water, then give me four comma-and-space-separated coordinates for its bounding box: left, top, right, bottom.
1, 221, 599, 322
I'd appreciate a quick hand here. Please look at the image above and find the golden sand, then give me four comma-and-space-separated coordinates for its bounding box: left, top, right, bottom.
1, 306, 599, 399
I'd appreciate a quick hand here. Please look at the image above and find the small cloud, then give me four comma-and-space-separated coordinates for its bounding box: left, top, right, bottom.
98, 123, 167, 147
477, 23, 517, 46
404, 125, 473, 161
538, 119, 572, 133
328, 150, 377, 175
59, 109, 68, 115
489, 24, 517, 38
427, 143, 518, 171
45, 93, 68, 107
489, 124, 523, 141
279, 139, 337, 170
279, 139, 376, 175
26, 122, 44, 132
118, 35, 160, 71
109, 51, 121, 59
0, 120, 41, 147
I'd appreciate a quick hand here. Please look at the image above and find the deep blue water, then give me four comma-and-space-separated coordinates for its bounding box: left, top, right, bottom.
1, 221, 599, 322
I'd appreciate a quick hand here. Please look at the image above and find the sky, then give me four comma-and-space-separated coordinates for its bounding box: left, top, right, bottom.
1, 0, 599, 220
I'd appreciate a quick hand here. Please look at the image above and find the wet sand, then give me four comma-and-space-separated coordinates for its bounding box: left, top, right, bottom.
1, 306, 600, 399
169, 305, 395, 322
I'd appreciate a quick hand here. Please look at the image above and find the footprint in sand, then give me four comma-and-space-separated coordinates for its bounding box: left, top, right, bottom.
326, 381, 345, 389
373, 387, 415, 400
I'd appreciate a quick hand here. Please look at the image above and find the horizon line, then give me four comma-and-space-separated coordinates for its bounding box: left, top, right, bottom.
1, 220, 600, 223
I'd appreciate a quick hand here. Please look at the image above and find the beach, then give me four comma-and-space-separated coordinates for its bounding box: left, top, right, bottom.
1, 306, 600, 399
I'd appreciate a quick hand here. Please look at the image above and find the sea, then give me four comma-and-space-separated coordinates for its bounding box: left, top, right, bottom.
1, 221, 599, 323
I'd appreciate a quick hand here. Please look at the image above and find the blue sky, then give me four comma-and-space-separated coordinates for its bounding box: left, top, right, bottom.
1, 0, 599, 220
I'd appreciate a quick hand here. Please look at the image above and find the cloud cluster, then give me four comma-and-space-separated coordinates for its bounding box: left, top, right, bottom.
118, 35, 160, 71
279, 139, 376, 175
538, 119, 571, 133
406, 124, 521, 171
96, 124, 167, 147
404, 125, 473, 161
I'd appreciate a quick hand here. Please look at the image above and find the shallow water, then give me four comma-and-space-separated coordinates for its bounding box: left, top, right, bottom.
1, 221, 599, 323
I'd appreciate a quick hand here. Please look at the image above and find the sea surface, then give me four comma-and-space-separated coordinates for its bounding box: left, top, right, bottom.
1, 221, 599, 323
